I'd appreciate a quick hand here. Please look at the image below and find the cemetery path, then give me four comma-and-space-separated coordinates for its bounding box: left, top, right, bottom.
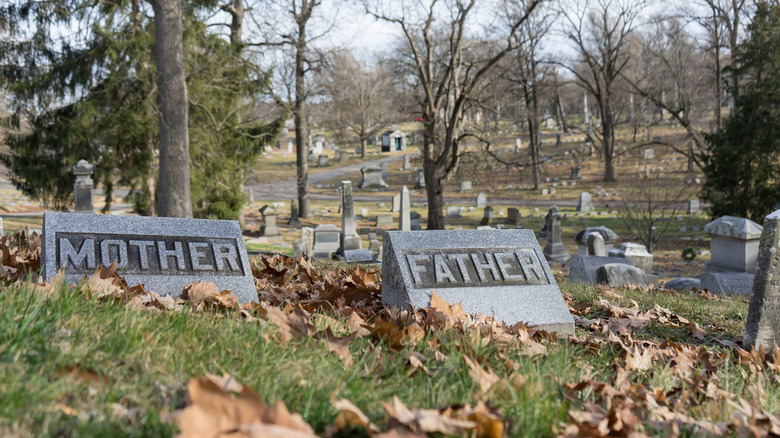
248, 154, 417, 201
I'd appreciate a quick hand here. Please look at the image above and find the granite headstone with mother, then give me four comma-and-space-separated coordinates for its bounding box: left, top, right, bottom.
42, 212, 256, 303
382, 229, 574, 334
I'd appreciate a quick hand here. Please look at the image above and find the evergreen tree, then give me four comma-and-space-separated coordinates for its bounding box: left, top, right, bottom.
702, 1, 780, 222
0, 0, 279, 218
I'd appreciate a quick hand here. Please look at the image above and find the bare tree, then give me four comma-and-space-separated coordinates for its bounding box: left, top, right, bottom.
502, 1, 556, 190
619, 175, 691, 253
250, 0, 330, 219
323, 50, 392, 158
152, 0, 192, 218
625, 16, 713, 172
558, 0, 647, 182
366, 0, 542, 229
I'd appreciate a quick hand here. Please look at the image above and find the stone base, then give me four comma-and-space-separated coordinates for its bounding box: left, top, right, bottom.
701, 272, 754, 295
569, 255, 631, 284
664, 277, 701, 291
596, 264, 648, 287
260, 226, 280, 237
543, 242, 570, 263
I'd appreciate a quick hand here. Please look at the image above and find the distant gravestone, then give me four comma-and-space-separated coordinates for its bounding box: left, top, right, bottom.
399, 186, 411, 231
259, 205, 281, 238
476, 192, 487, 208
459, 181, 472, 192
480, 206, 494, 226
587, 233, 606, 257
446, 206, 461, 218
569, 166, 582, 180
318, 155, 329, 167
410, 212, 422, 230
577, 192, 593, 212
392, 194, 401, 212
359, 166, 388, 189
73, 159, 95, 214
688, 199, 700, 214
289, 199, 300, 226
574, 226, 618, 255
381, 162, 389, 180
382, 229, 574, 334
506, 208, 520, 226
344, 249, 374, 264
338, 181, 361, 255
416, 169, 425, 189
543, 206, 569, 263
569, 255, 631, 285
643, 148, 654, 159
313, 224, 341, 258
376, 214, 393, 227
744, 209, 780, 351
608, 242, 653, 274
596, 264, 648, 288
42, 212, 256, 303
297, 227, 314, 257
402, 154, 411, 170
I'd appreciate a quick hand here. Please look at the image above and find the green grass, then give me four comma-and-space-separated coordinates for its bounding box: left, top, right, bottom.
0, 270, 774, 437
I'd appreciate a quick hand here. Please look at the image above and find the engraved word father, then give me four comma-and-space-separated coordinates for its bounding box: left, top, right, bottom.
403, 248, 549, 289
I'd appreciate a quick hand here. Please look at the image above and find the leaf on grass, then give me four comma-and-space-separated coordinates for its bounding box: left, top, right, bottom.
331, 398, 380, 435
464, 356, 500, 399
56, 364, 111, 386
383, 396, 477, 435
624, 346, 654, 371
402, 351, 430, 376
170, 376, 316, 438
314, 327, 356, 368
688, 321, 707, 340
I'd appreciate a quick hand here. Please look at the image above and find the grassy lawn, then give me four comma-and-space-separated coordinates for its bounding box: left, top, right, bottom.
1, 251, 776, 437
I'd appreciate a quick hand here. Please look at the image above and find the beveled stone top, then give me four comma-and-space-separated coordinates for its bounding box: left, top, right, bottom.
574, 226, 618, 244
704, 216, 763, 240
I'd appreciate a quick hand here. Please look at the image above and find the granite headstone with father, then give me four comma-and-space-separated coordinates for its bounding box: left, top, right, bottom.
382, 229, 574, 335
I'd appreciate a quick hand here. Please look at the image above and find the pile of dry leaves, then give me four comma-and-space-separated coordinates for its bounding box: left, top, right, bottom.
4, 232, 780, 437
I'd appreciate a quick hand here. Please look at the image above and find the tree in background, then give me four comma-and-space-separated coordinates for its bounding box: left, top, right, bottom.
619, 175, 691, 253
367, 0, 543, 229
702, 1, 780, 222
323, 50, 392, 158
559, 0, 646, 182
0, 0, 277, 219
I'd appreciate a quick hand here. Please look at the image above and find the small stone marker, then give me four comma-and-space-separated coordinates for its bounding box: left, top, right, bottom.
506, 208, 520, 226
338, 181, 361, 255
259, 205, 281, 238
410, 212, 422, 230
688, 199, 700, 214
359, 166, 388, 189
289, 199, 300, 226
382, 229, 574, 334
376, 214, 393, 227
416, 170, 425, 189
476, 192, 487, 208
313, 224, 341, 258
344, 249, 374, 264
574, 226, 618, 255
381, 162, 389, 180
608, 242, 653, 274
744, 209, 780, 350
596, 264, 648, 288
446, 206, 461, 218
480, 206, 494, 226
569, 255, 630, 284
42, 212, 256, 303
543, 206, 569, 263
392, 194, 401, 212
402, 154, 411, 170
73, 159, 95, 214
399, 186, 411, 231
318, 155, 329, 167
459, 181, 472, 192
587, 233, 606, 257
577, 192, 593, 213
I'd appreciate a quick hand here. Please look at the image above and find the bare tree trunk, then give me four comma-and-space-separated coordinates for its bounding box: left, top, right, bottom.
714, 43, 722, 130
361, 137, 367, 159
528, 116, 541, 190
294, 25, 310, 218
601, 99, 616, 182
152, 0, 192, 218
424, 159, 445, 230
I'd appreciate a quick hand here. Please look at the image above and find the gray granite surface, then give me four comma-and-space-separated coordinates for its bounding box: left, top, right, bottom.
568, 255, 630, 284
596, 263, 648, 287
382, 229, 574, 335
744, 209, 780, 351
701, 272, 755, 295
42, 212, 256, 303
